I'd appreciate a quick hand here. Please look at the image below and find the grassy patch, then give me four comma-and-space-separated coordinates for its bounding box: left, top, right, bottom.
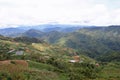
28, 60, 55, 71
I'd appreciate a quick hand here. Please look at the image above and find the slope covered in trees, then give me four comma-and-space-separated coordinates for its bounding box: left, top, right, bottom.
0, 35, 103, 80
6, 26, 120, 62
53, 26, 120, 61
0, 33, 120, 80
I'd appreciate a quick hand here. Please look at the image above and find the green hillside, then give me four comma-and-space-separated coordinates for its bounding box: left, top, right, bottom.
0, 36, 100, 80
9, 26, 120, 62
1, 26, 120, 80
52, 26, 120, 61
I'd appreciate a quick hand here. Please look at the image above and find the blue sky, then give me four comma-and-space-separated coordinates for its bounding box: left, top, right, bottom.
0, 0, 120, 28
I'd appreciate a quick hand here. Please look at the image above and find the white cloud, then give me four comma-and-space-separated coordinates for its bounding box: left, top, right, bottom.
0, 0, 120, 28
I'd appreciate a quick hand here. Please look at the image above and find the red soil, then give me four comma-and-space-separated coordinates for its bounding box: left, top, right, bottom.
0, 60, 28, 67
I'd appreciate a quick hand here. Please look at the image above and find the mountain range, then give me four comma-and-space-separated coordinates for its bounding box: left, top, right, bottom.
0, 25, 120, 62
0, 24, 96, 37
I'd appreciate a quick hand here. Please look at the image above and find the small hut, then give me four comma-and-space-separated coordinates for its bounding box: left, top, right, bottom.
74, 56, 80, 62
69, 56, 80, 63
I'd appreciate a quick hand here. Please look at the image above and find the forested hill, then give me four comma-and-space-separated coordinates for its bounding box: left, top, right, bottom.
53, 26, 120, 61
0, 26, 120, 80
0, 26, 120, 62
17, 26, 120, 62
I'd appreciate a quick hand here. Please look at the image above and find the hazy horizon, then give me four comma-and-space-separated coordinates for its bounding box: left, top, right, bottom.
0, 23, 114, 29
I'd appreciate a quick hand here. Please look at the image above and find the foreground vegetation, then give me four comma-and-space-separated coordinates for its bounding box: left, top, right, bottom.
0, 60, 120, 80
0, 35, 120, 80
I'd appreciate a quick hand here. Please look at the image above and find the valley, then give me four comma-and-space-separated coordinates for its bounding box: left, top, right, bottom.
0, 25, 120, 80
